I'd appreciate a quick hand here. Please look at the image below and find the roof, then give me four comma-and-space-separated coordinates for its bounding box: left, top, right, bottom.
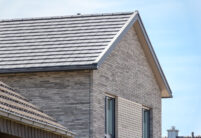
0, 81, 75, 137
0, 12, 133, 72
0, 11, 172, 98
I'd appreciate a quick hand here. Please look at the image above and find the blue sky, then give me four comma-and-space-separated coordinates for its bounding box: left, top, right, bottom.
0, 0, 201, 136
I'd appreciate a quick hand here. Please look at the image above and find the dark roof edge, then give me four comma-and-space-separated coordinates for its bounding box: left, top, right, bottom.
0, 64, 97, 74
96, 11, 172, 98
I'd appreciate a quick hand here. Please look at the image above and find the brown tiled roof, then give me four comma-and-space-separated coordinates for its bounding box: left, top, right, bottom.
0, 81, 74, 137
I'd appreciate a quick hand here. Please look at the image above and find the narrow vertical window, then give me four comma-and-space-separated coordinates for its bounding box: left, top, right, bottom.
105, 96, 115, 138
143, 109, 150, 138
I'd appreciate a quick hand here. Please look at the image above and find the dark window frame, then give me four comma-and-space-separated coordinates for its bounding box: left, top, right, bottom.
105, 96, 115, 138
143, 108, 150, 138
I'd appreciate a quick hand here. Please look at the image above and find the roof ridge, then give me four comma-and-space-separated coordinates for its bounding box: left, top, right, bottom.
0, 11, 135, 23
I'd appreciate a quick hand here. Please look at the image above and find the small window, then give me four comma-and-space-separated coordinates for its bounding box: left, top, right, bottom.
143, 109, 150, 138
105, 96, 115, 138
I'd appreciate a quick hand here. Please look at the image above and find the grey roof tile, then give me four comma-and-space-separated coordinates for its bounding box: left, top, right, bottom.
0, 12, 134, 73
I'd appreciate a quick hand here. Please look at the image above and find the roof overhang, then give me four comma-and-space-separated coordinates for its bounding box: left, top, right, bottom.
0, 64, 97, 74
96, 11, 172, 98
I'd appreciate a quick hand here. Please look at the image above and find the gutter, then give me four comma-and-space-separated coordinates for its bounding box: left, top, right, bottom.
0, 107, 75, 138
0, 64, 98, 74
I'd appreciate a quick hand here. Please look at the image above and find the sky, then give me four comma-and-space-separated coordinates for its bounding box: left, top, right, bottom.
0, 0, 201, 136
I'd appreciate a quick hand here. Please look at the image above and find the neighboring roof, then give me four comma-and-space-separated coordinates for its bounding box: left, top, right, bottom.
0, 11, 172, 98
0, 81, 75, 137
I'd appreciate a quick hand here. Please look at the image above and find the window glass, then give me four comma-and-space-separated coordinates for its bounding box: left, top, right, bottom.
143, 109, 150, 138
105, 96, 115, 138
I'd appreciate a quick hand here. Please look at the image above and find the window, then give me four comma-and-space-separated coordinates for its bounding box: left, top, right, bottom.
143, 109, 150, 138
105, 96, 115, 138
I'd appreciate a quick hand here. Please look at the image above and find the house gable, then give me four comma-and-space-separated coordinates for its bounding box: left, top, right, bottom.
95, 12, 172, 98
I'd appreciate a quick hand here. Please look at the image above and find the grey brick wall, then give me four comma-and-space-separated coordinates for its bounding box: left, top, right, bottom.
91, 26, 161, 138
0, 70, 91, 138
116, 97, 142, 138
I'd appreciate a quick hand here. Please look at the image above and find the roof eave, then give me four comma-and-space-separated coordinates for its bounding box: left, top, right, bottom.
0, 64, 98, 74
